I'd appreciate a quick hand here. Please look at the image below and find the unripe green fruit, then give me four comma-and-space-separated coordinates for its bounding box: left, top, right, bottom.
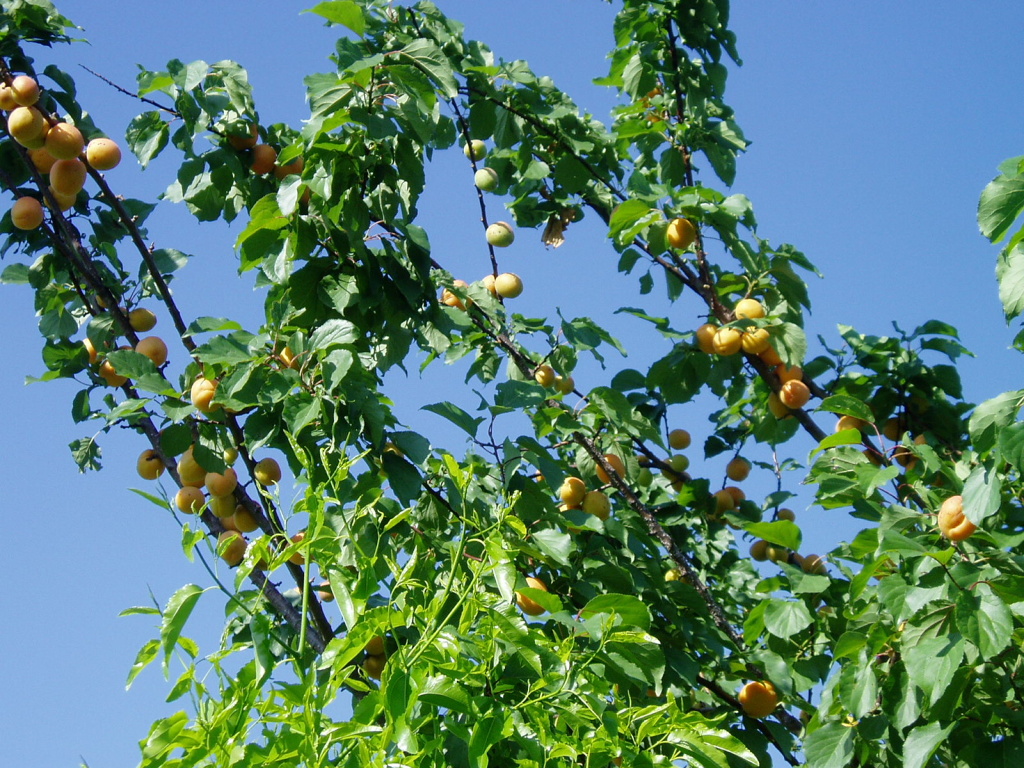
486, 221, 515, 247
474, 167, 499, 191
494, 272, 523, 298
464, 139, 487, 161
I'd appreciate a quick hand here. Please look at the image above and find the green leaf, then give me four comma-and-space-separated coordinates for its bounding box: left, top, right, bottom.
126, 111, 168, 168
968, 390, 1023, 454
962, 464, 1001, 524
978, 169, 1024, 242
903, 635, 964, 706
773, 322, 807, 366
579, 594, 652, 631
838, 653, 878, 718
818, 395, 874, 423
305, 1, 365, 35
530, 528, 574, 567
422, 401, 483, 437
399, 39, 458, 98
744, 520, 801, 550
419, 674, 472, 714
309, 318, 358, 349
125, 638, 160, 690
955, 583, 1013, 659
803, 722, 854, 768
903, 721, 954, 768
811, 428, 864, 456
159, 584, 205, 674
763, 599, 813, 638
608, 199, 657, 246
996, 244, 1024, 321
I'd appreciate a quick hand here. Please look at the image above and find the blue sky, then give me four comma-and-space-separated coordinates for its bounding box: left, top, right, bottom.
1, 2, 1023, 765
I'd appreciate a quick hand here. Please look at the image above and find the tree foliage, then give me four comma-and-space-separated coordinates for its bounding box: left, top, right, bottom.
2, 1, 1024, 766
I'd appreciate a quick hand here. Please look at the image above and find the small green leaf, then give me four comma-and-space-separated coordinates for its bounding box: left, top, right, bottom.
978, 169, 1024, 242
305, 0, 365, 35
422, 401, 483, 437
818, 395, 874, 423
811, 428, 864, 456
126, 111, 169, 168
803, 722, 854, 768
580, 594, 652, 631
126, 639, 160, 690
744, 520, 801, 550
159, 584, 205, 674
763, 599, 813, 638
962, 464, 1001, 524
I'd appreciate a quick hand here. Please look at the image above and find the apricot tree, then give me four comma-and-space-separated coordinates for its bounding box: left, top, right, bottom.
2, 2, 1024, 767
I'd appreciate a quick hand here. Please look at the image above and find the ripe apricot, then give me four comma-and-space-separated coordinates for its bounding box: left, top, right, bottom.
582, 490, 611, 520
760, 345, 783, 366
558, 476, 587, 507
937, 495, 976, 541
835, 415, 867, 433
190, 377, 218, 413
738, 681, 779, 718
712, 327, 742, 355
779, 380, 810, 409
749, 540, 770, 561
98, 358, 127, 387
129, 308, 157, 332
136, 449, 165, 480
82, 337, 99, 364
554, 375, 575, 395
776, 364, 803, 384
363, 653, 387, 680
217, 530, 247, 566
209, 494, 236, 518
45, 185, 76, 212
254, 457, 282, 486
596, 453, 625, 484
7, 105, 46, 146
515, 576, 548, 616
741, 327, 771, 354
713, 489, 736, 514
724, 486, 745, 505
177, 449, 207, 488
232, 505, 260, 533
85, 137, 122, 170
227, 123, 258, 150
205, 468, 238, 497
274, 155, 304, 179
11, 196, 44, 230
44, 122, 85, 160
0, 84, 16, 110
777, 508, 796, 522
250, 144, 277, 174
666, 217, 696, 249
9, 75, 39, 106
801, 554, 827, 575
668, 428, 691, 450
535, 365, 556, 388
695, 323, 718, 354
735, 298, 765, 320
50, 158, 87, 196
135, 336, 168, 366
28, 147, 56, 174
726, 456, 751, 482
441, 279, 469, 309
767, 392, 791, 419
175, 486, 206, 515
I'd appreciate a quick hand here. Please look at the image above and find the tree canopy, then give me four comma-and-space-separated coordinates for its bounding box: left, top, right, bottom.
2, 1, 1024, 767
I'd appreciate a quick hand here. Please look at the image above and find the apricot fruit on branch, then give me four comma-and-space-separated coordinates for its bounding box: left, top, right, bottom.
582, 490, 611, 520
937, 495, 977, 541
254, 457, 282, 486
128, 308, 157, 332
494, 272, 523, 298
534, 365, 556, 388
227, 123, 258, 151
44, 122, 85, 160
136, 449, 165, 480
515, 576, 549, 616
50, 158, 87, 196
250, 144, 277, 174
135, 336, 168, 366
554, 375, 575, 395
190, 377, 218, 413
558, 476, 587, 507
668, 428, 691, 450
712, 327, 742, 356
734, 298, 766, 320
779, 380, 811, 409
596, 453, 625, 484
8, 106, 46, 146
666, 217, 696, 249
175, 486, 206, 515
726, 457, 751, 482
464, 139, 487, 161
205, 468, 238, 497
738, 681, 779, 718
486, 221, 515, 247
695, 323, 717, 354
741, 327, 771, 354
85, 137, 122, 170
11, 196, 44, 230
474, 167, 499, 191
217, 531, 247, 566
9, 75, 40, 106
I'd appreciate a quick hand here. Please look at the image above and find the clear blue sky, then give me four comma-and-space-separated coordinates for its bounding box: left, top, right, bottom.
2, 2, 1022, 766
